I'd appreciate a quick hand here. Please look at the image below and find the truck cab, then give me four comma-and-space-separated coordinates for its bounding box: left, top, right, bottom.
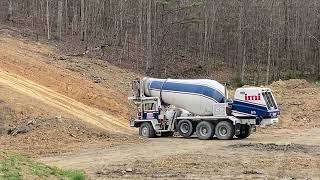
232, 87, 280, 125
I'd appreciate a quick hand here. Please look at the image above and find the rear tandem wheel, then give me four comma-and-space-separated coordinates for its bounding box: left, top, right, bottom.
196, 121, 215, 140
177, 120, 195, 138
215, 121, 235, 140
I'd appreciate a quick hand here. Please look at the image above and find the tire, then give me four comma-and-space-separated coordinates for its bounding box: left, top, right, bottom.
139, 122, 156, 138
161, 131, 174, 137
177, 120, 194, 138
236, 125, 251, 139
196, 121, 215, 140
215, 121, 235, 140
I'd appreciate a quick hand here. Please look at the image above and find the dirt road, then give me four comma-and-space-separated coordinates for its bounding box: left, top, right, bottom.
41, 128, 320, 179
0, 70, 130, 133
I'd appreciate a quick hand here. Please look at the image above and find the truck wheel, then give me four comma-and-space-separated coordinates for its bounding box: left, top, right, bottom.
196, 121, 215, 140
139, 122, 156, 138
236, 125, 251, 139
215, 121, 235, 140
177, 120, 194, 138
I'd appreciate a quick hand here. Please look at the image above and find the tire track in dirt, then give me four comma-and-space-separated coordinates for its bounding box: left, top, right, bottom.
0, 70, 132, 134
40, 129, 320, 179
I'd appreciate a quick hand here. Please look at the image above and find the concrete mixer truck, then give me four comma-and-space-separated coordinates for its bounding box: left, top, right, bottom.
128, 78, 280, 140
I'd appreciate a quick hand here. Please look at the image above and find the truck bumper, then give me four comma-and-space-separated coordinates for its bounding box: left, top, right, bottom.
260, 118, 279, 126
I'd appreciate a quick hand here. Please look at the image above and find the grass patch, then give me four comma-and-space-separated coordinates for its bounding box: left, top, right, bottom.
0, 151, 86, 180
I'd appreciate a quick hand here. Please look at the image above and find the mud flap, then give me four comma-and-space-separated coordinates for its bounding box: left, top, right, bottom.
251, 125, 256, 133
235, 123, 241, 135
256, 117, 262, 125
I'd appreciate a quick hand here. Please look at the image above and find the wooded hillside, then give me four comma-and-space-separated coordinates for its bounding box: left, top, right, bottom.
1, 0, 320, 85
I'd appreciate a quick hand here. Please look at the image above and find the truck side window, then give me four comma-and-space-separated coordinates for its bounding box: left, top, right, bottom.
144, 103, 156, 111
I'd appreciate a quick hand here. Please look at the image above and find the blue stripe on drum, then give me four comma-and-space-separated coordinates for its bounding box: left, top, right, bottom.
149, 80, 225, 103
151, 88, 218, 102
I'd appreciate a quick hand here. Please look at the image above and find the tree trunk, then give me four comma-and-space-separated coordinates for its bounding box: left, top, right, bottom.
7, 0, 13, 21
57, 0, 63, 40
138, 0, 143, 46
266, 1, 274, 84
80, 0, 85, 41
238, 2, 245, 82
118, 0, 123, 46
71, 0, 77, 37
146, 0, 152, 71
241, 38, 247, 83
202, 2, 208, 64
266, 37, 272, 84
46, 0, 50, 40
65, 0, 68, 35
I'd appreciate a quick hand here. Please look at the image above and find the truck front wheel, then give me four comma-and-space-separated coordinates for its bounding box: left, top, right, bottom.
139, 122, 156, 138
215, 121, 235, 140
236, 125, 251, 139
177, 120, 194, 138
196, 121, 215, 140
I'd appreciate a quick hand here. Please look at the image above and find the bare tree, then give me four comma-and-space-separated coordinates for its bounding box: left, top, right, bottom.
266, 1, 274, 84
80, 0, 85, 41
7, 0, 13, 21
57, 0, 63, 40
146, 0, 152, 71
46, 0, 50, 40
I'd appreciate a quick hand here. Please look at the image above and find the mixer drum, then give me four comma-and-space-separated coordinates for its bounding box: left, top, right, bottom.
143, 78, 226, 116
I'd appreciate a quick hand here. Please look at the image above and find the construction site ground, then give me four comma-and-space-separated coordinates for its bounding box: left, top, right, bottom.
0, 27, 319, 179
40, 128, 320, 179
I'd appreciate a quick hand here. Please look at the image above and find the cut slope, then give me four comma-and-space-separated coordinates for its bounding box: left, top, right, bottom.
0, 81, 138, 156
0, 29, 142, 132
0, 31, 138, 122
0, 70, 129, 133
0, 28, 141, 156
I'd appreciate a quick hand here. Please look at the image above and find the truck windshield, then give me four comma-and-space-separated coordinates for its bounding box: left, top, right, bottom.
262, 91, 277, 110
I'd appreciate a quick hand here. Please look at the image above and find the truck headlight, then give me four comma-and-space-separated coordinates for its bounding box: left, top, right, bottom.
269, 112, 277, 117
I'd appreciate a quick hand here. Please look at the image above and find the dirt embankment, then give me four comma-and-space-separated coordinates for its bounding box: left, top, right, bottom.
0, 80, 140, 156
0, 32, 138, 120
269, 79, 320, 128
0, 28, 141, 156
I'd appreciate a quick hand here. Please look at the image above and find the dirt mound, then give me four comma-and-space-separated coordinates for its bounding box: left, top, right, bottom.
268, 79, 320, 128
271, 79, 313, 90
